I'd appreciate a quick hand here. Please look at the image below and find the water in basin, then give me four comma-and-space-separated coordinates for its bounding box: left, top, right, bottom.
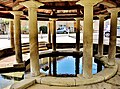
40, 56, 101, 75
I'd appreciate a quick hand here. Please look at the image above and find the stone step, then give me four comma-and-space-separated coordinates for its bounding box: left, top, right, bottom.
1, 72, 24, 79
10, 79, 36, 89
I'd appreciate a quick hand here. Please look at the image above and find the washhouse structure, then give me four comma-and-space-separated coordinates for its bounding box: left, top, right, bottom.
0, 0, 120, 88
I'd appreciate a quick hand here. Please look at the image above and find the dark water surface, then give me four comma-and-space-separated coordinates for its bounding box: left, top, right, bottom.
40, 56, 98, 75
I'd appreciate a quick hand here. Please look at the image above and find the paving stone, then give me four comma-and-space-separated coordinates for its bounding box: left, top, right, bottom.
27, 82, 115, 89
83, 82, 113, 89
106, 75, 120, 86
111, 86, 120, 89
27, 84, 86, 89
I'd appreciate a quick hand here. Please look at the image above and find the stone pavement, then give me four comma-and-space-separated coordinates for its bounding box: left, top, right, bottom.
0, 54, 30, 69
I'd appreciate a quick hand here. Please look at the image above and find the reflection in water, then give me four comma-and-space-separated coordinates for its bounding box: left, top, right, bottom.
40, 56, 100, 75
0, 72, 24, 89
0, 74, 14, 89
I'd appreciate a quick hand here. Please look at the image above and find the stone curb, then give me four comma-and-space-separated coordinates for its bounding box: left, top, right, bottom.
38, 77, 76, 86
96, 63, 118, 80
10, 62, 118, 88
36, 63, 118, 86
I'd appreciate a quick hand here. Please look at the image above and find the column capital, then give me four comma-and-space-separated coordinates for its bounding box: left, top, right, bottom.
25, 16, 29, 20
20, 1, 44, 8
74, 17, 82, 20
97, 14, 107, 18
10, 11, 23, 16
49, 18, 57, 21
76, 0, 102, 6
107, 8, 120, 13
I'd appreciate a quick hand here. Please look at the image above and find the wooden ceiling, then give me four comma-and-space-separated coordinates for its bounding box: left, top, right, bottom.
0, 0, 120, 20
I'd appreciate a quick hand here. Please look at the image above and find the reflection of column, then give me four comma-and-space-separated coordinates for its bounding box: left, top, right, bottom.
48, 57, 51, 75
9, 20, 14, 49
107, 8, 119, 65
75, 18, 80, 75
75, 57, 79, 75
53, 57, 56, 76
77, 0, 102, 78
10, 11, 23, 63
20, 1, 44, 76
48, 21, 51, 43
51, 18, 57, 76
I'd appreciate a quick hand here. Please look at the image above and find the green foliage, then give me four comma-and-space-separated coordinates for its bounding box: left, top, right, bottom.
39, 26, 47, 34
21, 26, 28, 31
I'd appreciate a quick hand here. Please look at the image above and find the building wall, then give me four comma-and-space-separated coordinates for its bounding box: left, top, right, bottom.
56, 21, 74, 32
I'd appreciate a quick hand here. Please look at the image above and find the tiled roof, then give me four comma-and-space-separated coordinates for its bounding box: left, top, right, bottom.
0, 0, 120, 20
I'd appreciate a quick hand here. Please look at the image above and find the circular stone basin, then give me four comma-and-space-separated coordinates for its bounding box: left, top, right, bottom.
10, 53, 119, 88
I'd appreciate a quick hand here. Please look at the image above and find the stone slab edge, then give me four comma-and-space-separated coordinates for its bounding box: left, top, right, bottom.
97, 63, 118, 79
10, 79, 36, 89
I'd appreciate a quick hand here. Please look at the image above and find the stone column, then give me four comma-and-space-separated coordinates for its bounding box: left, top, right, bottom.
9, 20, 14, 49
98, 15, 106, 56
48, 21, 51, 43
107, 8, 120, 65
75, 18, 80, 51
51, 19, 57, 51
75, 18, 80, 75
10, 11, 23, 63
95, 15, 106, 72
48, 21, 52, 75
50, 18, 57, 76
20, 1, 44, 76
76, 0, 102, 78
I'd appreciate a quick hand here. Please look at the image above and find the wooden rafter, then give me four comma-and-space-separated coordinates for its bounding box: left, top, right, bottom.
0, 0, 119, 20
0, 4, 12, 11
38, 0, 78, 2
39, 5, 83, 10
100, 0, 117, 7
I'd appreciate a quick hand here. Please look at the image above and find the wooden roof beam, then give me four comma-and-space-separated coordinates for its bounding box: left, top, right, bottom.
100, 0, 117, 7
39, 5, 83, 10
38, 0, 78, 3
37, 13, 83, 18
0, 4, 12, 10
0, 12, 13, 19
12, 4, 25, 10
94, 9, 108, 15
12, 0, 25, 7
